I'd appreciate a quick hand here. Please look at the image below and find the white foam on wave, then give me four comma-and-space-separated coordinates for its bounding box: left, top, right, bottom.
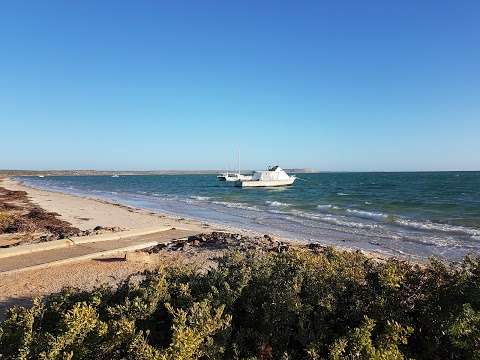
396, 232, 480, 250
190, 195, 211, 201
265, 200, 290, 207
212, 201, 260, 212
290, 209, 380, 230
337, 192, 350, 196
317, 204, 340, 211
393, 218, 480, 237
323, 216, 381, 230
346, 209, 388, 221
343, 208, 480, 238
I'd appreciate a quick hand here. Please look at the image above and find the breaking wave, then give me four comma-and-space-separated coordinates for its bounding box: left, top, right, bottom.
289, 209, 381, 230
346, 209, 388, 221
190, 195, 211, 201
393, 218, 480, 237
265, 200, 291, 207
212, 201, 260, 212
317, 204, 340, 211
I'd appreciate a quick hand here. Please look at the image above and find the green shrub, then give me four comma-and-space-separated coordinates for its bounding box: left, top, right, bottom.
1, 248, 479, 359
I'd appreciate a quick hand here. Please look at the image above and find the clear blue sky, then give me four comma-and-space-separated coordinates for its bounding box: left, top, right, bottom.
1, 1, 479, 171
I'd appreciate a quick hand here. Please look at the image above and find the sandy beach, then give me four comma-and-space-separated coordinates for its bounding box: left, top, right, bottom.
1, 177, 208, 233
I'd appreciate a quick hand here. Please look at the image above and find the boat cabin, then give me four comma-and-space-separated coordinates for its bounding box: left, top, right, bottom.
251, 166, 291, 181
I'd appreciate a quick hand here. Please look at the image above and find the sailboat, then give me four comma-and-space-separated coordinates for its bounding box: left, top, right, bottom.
217, 151, 252, 182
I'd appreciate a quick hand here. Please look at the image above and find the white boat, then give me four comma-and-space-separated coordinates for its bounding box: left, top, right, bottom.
235, 166, 296, 187
218, 150, 252, 182
217, 173, 252, 182
111, 174, 120, 178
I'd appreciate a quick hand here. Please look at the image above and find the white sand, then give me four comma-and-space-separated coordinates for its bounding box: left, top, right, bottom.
1, 177, 207, 232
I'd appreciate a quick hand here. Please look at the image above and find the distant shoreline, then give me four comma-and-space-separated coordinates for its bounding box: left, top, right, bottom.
2, 169, 479, 177
0, 168, 318, 177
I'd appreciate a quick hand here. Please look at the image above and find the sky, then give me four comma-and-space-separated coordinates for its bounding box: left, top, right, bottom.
1, 0, 479, 171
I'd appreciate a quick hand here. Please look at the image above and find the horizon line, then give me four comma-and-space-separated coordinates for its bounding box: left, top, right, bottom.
1, 169, 479, 174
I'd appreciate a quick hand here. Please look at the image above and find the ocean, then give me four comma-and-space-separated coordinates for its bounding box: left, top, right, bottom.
19, 172, 480, 261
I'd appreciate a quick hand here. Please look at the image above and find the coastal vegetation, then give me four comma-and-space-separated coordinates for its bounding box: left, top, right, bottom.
1, 245, 479, 359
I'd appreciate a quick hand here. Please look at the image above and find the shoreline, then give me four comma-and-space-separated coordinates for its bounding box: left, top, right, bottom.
14, 175, 472, 262
2, 177, 396, 261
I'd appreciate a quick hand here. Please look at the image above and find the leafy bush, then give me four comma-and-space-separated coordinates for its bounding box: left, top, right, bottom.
1, 248, 479, 359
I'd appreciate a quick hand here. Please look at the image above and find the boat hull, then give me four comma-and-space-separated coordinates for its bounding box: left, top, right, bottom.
235, 178, 295, 187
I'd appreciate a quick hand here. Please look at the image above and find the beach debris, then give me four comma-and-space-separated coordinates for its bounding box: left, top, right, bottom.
0, 186, 124, 247
0, 189, 28, 202
308, 243, 327, 253
144, 232, 290, 254
1, 207, 80, 238
1, 186, 81, 243
76, 226, 123, 237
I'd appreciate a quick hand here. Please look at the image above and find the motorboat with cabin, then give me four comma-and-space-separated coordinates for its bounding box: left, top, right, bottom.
235, 166, 295, 187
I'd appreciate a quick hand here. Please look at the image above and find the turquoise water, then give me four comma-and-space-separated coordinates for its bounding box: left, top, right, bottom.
20, 172, 480, 260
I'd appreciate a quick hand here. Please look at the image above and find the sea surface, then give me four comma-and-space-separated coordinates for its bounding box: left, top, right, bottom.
19, 172, 480, 261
